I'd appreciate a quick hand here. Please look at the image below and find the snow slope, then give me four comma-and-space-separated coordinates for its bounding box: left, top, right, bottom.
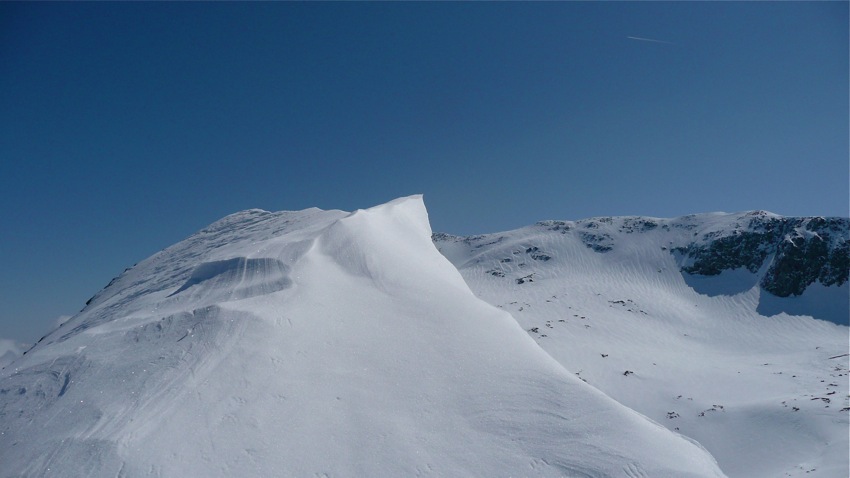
435, 212, 849, 478
0, 197, 725, 477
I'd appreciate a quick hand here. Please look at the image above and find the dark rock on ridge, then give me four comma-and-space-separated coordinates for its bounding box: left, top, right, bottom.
675, 215, 848, 297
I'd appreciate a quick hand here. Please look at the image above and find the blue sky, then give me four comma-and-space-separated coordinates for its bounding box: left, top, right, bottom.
1, 2, 847, 344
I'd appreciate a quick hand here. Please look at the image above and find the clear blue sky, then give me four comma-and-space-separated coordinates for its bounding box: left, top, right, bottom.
1, 2, 847, 344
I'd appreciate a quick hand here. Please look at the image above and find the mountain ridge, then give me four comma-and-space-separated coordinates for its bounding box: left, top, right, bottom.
434, 209, 848, 325
434, 208, 848, 477
1, 196, 728, 478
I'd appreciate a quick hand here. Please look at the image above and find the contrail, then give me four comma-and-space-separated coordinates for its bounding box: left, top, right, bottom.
627, 36, 674, 45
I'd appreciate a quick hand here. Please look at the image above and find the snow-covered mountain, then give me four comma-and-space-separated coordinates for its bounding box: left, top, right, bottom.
434, 210, 849, 478
0, 197, 728, 478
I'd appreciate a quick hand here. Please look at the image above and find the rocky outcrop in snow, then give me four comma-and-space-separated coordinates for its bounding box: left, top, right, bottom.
673, 212, 848, 297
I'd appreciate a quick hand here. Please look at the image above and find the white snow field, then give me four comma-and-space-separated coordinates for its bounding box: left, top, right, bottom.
435, 212, 849, 478
0, 196, 726, 477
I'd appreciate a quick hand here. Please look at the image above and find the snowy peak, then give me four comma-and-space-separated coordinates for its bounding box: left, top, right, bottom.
43, 205, 348, 348
79, 196, 429, 316
1, 197, 727, 477
317, 195, 470, 294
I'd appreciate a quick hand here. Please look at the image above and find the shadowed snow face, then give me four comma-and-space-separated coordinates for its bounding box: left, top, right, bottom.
168, 257, 292, 305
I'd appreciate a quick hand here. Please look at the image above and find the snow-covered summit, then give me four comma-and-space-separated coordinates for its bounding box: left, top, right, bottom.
1, 196, 726, 477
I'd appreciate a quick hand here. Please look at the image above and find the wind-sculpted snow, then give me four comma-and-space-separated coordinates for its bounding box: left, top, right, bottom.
0, 305, 249, 477
0, 196, 726, 478
168, 257, 292, 305
435, 210, 849, 478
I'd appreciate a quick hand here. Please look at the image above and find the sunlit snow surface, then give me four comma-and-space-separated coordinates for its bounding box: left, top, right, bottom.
435, 212, 849, 478
0, 197, 726, 477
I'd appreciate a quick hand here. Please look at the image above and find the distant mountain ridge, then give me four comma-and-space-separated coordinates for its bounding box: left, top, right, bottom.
435, 210, 849, 325
434, 209, 849, 477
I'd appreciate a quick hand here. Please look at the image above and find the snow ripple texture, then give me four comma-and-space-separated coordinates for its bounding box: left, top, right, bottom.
435, 211, 848, 478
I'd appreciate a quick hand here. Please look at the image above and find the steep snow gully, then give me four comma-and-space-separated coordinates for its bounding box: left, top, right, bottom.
2, 196, 846, 477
